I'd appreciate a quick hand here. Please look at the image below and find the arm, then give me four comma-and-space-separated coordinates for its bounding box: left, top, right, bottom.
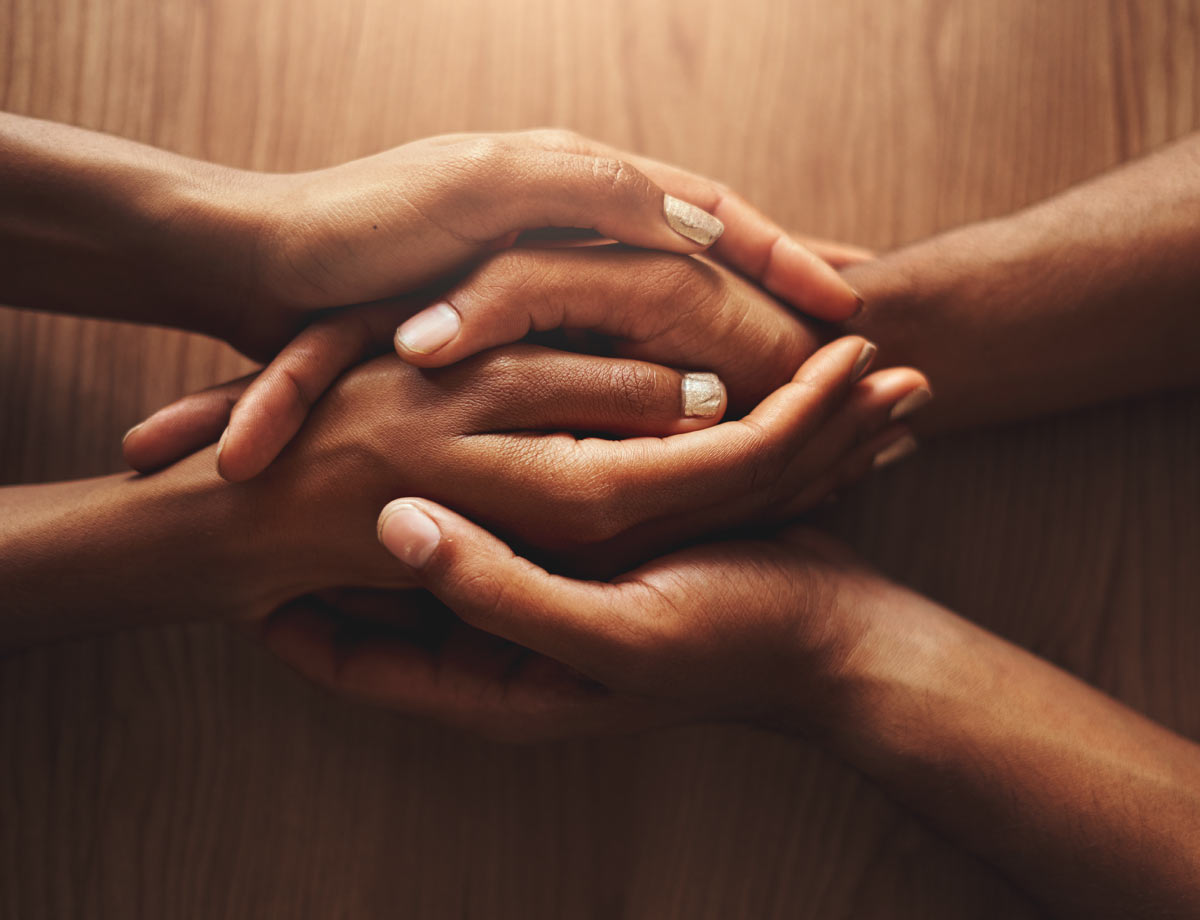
818, 586, 1200, 919
2, 114, 862, 476
845, 132, 1200, 431
0, 113, 257, 344
825, 590, 1200, 918
350, 504, 1200, 918
0, 451, 268, 647
3, 340, 923, 646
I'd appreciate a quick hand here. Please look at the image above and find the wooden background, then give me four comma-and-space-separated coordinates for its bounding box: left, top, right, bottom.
3, 0, 1199, 917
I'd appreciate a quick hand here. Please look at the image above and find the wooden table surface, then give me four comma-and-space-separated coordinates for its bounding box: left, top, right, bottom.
3, 1, 1199, 917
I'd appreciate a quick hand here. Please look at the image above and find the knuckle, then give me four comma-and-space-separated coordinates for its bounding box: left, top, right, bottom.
474, 349, 527, 390
613, 254, 729, 342
647, 256, 727, 316
469, 248, 552, 304
589, 155, 635, 193
734, 421, 789, 494
544, 466, 626, 545
448, 568, 511, 623
457, 136, 510, 173
608, 362, 664, 419
526, 127, 584, 151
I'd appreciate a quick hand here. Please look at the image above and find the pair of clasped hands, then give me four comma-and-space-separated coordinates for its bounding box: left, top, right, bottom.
123, 130, 932, 738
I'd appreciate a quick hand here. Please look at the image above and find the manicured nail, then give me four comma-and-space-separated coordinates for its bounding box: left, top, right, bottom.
851, 341, 878, 382
122, 423, 142, 445
873, 434, 918, 470
852, 290, 866, 316
216, 427, 229, 463
681, 372, 724, 417
664, 195, 724, 246
889, 387, 933, 421
395, 302, 461, 355
377, 501, 441, 568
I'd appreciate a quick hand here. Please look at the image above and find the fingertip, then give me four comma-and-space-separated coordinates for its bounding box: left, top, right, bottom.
679, 371, 727, 426
377, 500, 443, 569
767, 237, 863, 322
214, 423, 269, 483
888, 386, 933, 422
122, 423, 142, 448
394, 302, 462, 363
795, 335, 874, 385
663, 195, 724, 248
851, 339, 878, 382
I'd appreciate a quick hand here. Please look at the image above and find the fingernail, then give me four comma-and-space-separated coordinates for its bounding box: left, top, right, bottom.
851, 341, 877, 382
216, 427, 229, 463
681, 372, 724, 417
122, 423, 142, 445
377, 501, 441, 568
889, 387, 933, 422
873, 434, 918, 470
395, 302, 461, 355
664, 195, 724, 246
852, 290, 865, 316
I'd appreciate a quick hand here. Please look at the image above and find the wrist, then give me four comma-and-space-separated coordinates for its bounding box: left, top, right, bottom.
840, 217, 1019, 433
768, 568, 964, 746
139, 161, 295, 351
0, 453, 303, 645
97, 450, 301, 622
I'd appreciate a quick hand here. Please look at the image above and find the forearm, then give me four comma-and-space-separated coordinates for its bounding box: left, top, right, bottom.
812, 591, 1200, 918
0, 449, 294, 648
846, 133, 1200, 431
0, 112, 262, 341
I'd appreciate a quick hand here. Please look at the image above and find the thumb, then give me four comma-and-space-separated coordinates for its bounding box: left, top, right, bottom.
375, 499, 624, 675
122, 374, 254, 473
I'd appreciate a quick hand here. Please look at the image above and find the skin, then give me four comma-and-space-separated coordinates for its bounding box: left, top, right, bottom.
0, 113, 862, 480
260, 135, 1200, 917
844, 132, 1200, 431
125, 245, 914, 477
0, 337, 924, 647
349, 505, 1200, 920
10, 111, 1200, 917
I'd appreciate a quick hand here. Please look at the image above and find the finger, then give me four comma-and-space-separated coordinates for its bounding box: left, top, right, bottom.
451, 336, 874, 558
705, 194, 864, 321
579, 365, 929, 569
394, 246, 814, 413
481, 140, 724, 252
265, 599, 621, 740
777, 369, 931, 512
121, 374, 254, 473
790, 235, 876, 268
217, 304, 406, 482
577, 335, 876, 520
828, 424, 921, 492
375, 499, 632, 675
811, 368, 931, 459
585, 148, 864, 321
461, 345, 727, 436
521, 132, 864, 320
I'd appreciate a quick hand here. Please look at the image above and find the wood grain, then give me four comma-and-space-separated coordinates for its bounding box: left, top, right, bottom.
3, 1, 1199, 917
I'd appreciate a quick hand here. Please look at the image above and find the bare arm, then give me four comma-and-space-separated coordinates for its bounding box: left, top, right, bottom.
0, 451, 262, 647
846, 132, 1200, 431
818, 586, 1200, 919
351, 504, 1200, 918
0, 112, 257, 342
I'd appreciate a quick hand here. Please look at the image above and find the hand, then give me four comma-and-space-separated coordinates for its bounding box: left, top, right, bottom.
263, 505, 897, 738
173, 337, 925, 596
259, 588, 685, 741
243, 128, 863, 329
127, 130, 867, 481
127, 244, 890, 481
